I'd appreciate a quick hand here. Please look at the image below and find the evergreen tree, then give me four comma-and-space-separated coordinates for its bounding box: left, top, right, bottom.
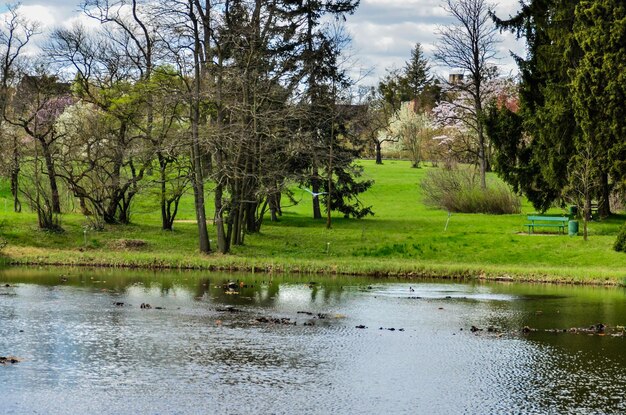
493, 0, 581, 212
404, 43, 432, 104
571, 0, 626, 218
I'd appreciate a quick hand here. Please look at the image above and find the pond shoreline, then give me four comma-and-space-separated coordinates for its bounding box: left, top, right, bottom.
2, 249, 623, 287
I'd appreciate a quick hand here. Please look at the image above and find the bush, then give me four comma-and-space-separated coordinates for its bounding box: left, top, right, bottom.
613, 223, 626, 252
421, 167, 521, 214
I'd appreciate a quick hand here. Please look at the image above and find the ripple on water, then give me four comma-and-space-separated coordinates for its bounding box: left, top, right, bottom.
1, 279, 626, 414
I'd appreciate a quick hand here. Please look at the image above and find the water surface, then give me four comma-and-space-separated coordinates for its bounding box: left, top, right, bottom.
1, 268, 625, 414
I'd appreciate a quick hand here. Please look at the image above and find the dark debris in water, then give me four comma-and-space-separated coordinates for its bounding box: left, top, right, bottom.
0, 356, 22, 365
468, 323, 625, 338
217, 307, 243, 313
255, 316, 296, 326
1, 284, 17, 295
296, 311, 327, 319
378, 327, 405, 332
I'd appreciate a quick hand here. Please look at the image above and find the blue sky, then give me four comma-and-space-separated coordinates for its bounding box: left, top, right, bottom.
9, 0, 525, 86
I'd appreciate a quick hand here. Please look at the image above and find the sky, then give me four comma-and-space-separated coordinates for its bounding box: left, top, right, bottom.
6, 0, 527, 87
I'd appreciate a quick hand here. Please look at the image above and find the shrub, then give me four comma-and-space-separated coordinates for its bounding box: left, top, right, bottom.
613, 223, 626, 252
421, 166, 521, 214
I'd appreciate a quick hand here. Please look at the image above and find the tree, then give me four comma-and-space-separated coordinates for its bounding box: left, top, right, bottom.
404, 43, 432, 106
291, 0, 363, 222
7, 73, 73, 216
433, 76, 512, 171
386, 102, 435, 168
434, 0, 499, 189
492, 0, 582, 213
47, 22, 154, 224
565, 141, 597, 240
184, 0, 212, 253
0, 5, 38, 213
571, 0, 626, 219
378, 68, 412, 113
375, 43, 438, 165
361, 92, 397, 164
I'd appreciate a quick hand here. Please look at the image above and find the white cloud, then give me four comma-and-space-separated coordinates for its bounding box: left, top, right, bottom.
7, 1, 527, 87
347, 0, 525, 86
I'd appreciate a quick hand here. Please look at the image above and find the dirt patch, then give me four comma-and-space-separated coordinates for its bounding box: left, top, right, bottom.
108, 239, 148, 250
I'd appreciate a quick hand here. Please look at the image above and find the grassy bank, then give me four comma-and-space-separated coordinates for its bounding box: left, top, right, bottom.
1, 160, 625, 285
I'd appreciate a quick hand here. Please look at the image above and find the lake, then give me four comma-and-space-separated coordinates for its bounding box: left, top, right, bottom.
1, 267, 625, 414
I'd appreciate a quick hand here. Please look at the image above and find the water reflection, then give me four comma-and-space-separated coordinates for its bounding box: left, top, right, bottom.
1, 267, 625, 414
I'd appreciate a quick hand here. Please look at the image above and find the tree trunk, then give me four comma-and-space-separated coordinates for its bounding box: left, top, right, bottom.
190, 143, 210, 253
477, 113, 487, 189
104, 202, 117, 224
10, 166, 20, 213
215, 180, 229, 254
40, 141, 61, 214
598, 171, 611, 218
583, 193, 591, 241
269, 192, 280, 222
189, 3, 211, 254
158, 153, 172, 230
375, 140, 382, 164
311, 170, 322, 219
246, 202, 257, 233
327, 120, 333, 229
78, 196, 91, 216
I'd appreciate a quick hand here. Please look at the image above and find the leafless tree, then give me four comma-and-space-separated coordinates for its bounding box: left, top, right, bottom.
434, 0, 499, 189
566, 142, 598, 241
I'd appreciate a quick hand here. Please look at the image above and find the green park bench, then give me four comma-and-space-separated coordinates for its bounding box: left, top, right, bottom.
524, 215, 569, 234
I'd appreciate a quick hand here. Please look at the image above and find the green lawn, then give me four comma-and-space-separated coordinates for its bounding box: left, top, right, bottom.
1, 160, 625, 284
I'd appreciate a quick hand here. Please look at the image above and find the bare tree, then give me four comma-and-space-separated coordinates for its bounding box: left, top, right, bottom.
566, 142, 598, 241
434, 0, 498, 189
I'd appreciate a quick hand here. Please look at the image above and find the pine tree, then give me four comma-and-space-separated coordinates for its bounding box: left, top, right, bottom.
404, 43, 431, 102
492, 0, 581, 212
571, 0, 626, 218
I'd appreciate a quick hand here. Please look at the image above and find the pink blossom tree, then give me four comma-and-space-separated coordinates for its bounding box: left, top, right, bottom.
431, 76, 517, 172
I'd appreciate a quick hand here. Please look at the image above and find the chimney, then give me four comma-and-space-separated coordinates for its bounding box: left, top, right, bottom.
449, 73, 464, 84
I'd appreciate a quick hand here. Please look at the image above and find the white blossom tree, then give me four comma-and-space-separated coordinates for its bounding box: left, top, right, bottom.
382, 101, 436, 168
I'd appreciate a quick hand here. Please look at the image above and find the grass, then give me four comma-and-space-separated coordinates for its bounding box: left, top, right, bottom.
1, 160, 626, 284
